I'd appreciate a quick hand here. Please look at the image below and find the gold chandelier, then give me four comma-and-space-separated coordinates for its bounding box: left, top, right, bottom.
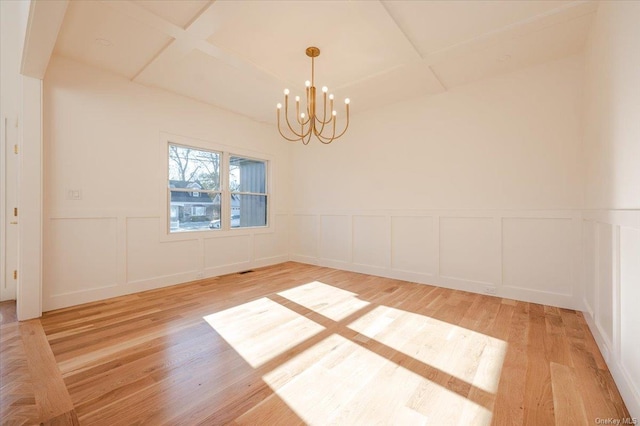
276, 46, 350, 145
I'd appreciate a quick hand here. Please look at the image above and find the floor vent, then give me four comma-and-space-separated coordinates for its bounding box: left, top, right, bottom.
238, 270, 254, 275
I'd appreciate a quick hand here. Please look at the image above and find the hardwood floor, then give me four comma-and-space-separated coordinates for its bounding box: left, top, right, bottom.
0, 262, 631, 425
0, 301, 77, 425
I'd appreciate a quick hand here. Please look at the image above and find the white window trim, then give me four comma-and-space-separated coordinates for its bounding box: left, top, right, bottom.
159, 132, 274, 242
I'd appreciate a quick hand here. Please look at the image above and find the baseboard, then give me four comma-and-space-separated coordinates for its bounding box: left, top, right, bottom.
43, 256, 288, 312
583, 311, 640, 419
253, 254, 289, 269
293, 255, 581, 310
43, 270, 197, 311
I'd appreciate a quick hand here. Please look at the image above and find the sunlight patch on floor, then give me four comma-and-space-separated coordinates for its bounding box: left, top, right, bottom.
348, 305, 507, 394
277, 281, 370, 321
254, 334, 492, 425
204, 282, 506, 424
203, 297, 325, 368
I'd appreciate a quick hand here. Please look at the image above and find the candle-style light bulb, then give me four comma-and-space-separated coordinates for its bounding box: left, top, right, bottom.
295, 96, 300, 102
305, 81, 311, 87
345, 98, 350, 104
301, 113, 305, 118
322, 86, 328, 93
329, 94, 334, 100
284, 88, 289, 95
277, 103, 282, 109
332, 110, 337, 116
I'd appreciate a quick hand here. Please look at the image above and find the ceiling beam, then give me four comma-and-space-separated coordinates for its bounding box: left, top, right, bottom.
99, 0, 282, 86
21, 0, 69, 79
378, 0, 448, 91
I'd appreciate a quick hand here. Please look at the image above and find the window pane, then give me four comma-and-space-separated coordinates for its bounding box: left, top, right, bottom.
231, 194, 267, 228
169, 144, 220, 191
229, 156, 266, 193
170, 191, 221, 232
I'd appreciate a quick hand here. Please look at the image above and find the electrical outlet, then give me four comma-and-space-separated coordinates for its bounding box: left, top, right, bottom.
484, 287, 497, 296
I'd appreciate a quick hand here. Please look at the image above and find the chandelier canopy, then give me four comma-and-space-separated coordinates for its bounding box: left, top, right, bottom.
276, 46, 350, 145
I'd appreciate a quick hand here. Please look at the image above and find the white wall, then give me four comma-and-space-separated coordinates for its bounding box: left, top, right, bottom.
581, 1, 640, 418
42, 56, 291, 310
292, 55, 583, 212
290, 55, 584, 310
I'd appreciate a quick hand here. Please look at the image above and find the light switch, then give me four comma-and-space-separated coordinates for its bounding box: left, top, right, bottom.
67, 189, 82, 200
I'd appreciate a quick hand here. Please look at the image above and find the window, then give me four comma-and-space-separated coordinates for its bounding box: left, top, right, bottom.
192, 206, 206, 216
168, 143, 268, 233
229, 156, 268, 228
168, 144, 221, 232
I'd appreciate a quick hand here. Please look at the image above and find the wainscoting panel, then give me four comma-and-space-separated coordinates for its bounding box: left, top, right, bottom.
204, 235, 251, 269
597, 222, 614, 346
289, 210, 580, 309
43, 214, 287, 311
582, 219, 597, 315
45, 218, 118, 296
581, 210, 640, 418
319, 215, 351, 263
391, 216, 435, 275
439, 217, 495, 285
254, 214, 289, 262
502, 218, 573, 295
620, 225, 640, 409
290, 215, 318, 260
352, 215, 388, 269
127, 217, 200, 283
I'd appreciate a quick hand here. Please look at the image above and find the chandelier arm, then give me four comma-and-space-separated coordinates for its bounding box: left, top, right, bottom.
294, 120, 313, 138
286, 100, 311, 132
323, 92, 327, 122
333, 106, 350, 139
277, 112, 304, 141
315, 117, 337, 144
314, 119, 325, 138
315, 96, 335, 126
318, 92, 333, 125
313, 93, 334, 139
284, 96, 298, 134
278, 126, 304, 142
280, 107, 309, 139
313, 93, 331, 138
303, 121, 313, 145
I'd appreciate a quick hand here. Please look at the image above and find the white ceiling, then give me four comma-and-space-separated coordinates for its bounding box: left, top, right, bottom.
52, 0, 597, 123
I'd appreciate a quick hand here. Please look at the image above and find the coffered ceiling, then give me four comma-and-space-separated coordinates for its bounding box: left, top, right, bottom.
51, 0, 597, 123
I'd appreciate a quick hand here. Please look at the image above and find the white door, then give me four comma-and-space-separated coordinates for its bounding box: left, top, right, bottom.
1, 115, 19, 301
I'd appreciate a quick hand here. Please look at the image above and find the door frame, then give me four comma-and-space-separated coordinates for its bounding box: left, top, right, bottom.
1, 114, 19, 302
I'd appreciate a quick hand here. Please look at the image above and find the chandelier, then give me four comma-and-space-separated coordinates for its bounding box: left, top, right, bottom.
276, 46, 350, 145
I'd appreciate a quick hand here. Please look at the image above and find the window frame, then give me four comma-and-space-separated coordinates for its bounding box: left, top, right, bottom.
228, 154, 269, 230
160, 133, 272, 240
168, 142, 223, 234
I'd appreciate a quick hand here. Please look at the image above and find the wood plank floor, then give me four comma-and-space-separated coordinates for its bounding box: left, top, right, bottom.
0, 262, 631, 425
